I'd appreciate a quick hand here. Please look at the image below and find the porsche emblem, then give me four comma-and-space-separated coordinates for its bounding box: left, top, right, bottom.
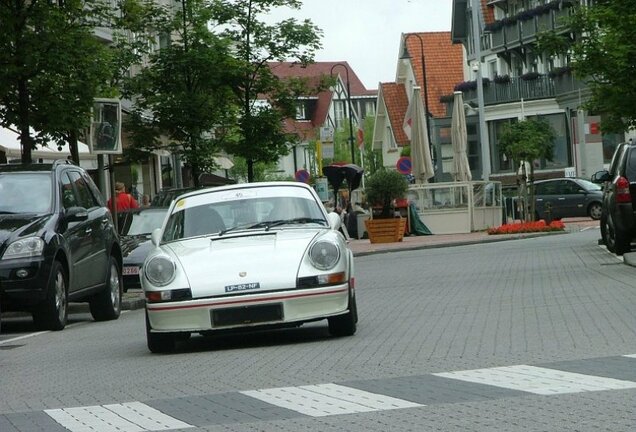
239, 272, 247, 277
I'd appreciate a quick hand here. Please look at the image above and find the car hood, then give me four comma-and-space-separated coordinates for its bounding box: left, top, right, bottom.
165, 229, 321, 297
121, 235, 154, 265
0, 214, 51, 246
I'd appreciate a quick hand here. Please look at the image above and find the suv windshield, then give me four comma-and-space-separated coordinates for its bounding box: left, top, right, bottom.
0, 173, 52, 214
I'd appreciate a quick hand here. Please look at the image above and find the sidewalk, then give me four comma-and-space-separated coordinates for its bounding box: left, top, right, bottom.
120, 217, 601, 311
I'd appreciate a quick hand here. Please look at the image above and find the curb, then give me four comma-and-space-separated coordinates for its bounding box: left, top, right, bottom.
623, 252, 636, 268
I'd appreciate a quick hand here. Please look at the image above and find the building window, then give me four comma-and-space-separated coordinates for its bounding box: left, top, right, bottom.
488, 60, 498, 79
365, 101, 375, 117
296, 102, 306, 120
387, 126, 397, 150
335, 101, 345, 123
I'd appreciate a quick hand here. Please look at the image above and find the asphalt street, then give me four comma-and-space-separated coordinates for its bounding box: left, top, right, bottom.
1, 227, 635, 431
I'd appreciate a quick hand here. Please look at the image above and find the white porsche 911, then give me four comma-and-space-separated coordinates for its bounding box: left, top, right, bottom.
141, 182, 357, 353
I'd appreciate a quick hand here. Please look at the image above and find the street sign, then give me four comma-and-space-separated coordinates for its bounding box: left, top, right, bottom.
89, 98, 122, 155
295, 169, 310, 183
396, 156, 412, 174
321, 142, 334, 159
564, 167, 576, 178
320, 127, 334, 142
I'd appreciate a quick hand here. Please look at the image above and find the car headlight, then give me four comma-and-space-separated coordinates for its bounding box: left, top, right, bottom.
308, 240, 340, 270
144, 255, 176, 287
2, 237, 45, 260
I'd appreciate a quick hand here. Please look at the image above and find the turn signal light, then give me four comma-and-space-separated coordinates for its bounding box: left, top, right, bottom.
145, 288, 192, 303
297, 272, 347, 288
616, 177, 631, 203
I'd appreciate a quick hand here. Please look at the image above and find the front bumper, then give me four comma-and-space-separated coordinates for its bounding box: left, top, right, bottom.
0, 256, 51, 308
146, 283, 351, 333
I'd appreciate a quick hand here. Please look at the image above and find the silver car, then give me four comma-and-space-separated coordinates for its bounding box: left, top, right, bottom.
141, 182, 357, 353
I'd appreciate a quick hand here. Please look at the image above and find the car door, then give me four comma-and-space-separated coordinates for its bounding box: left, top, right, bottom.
558, 179, 588, 217
68, 171, 109, 289
60, 172, 93, 291
534, 181, 557, 218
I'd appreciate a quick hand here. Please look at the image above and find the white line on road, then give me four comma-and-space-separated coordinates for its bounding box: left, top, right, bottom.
433, 365, 636, 395
45, 402, 193, 432
242, 383, 421, 417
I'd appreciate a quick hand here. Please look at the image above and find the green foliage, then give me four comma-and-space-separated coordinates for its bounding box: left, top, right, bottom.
360, 115, 383, 179
364, 169, 408, 218
229, 157, 287, 182
210, 0, 322, 182
498, 118, 555, 164
537, 1, 636, 132
124, 0, 239, 186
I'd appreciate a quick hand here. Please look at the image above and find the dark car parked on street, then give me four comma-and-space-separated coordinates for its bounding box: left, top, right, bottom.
0, 161, 123, 330
118, 207, 168, 291
533, 177, 603, 221
591, 141, 636, 255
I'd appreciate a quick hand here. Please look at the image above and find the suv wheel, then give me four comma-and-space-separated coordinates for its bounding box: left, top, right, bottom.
34, 261, 68, 331
89, 256, 122, 321
607, 214, 631, 255
588, 202, 602, 220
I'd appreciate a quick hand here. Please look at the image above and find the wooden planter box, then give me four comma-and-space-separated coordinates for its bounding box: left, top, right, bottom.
364, 217, 407, 243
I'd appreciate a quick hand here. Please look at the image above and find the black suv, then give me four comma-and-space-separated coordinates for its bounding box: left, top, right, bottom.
591, 142, 636, 255
0, 161, 123, 330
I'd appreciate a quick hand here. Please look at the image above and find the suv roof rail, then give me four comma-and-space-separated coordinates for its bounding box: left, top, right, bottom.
52, 159, 76, 167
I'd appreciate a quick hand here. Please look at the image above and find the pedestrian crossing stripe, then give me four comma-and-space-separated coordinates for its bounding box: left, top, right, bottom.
433, 364, 636, 395
623, 354, 636, 358
45, 401, 193, 432
241, 383, 422, 417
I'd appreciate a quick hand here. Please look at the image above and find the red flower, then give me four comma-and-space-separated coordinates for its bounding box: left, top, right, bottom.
487, 220, 565, 235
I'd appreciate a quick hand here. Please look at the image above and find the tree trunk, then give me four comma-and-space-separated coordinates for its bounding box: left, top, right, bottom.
69, 130, 80, 165
521, 161, 529, 222
247, 158, 254, 183
18, 79, 32, 164
529, 163, 536, 221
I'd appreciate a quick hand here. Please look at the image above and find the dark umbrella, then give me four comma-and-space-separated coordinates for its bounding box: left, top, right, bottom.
322, 164, 364, 204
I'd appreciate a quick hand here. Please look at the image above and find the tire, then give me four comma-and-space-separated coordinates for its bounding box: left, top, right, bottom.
588, 202, 602, 220
328, 293, 357, 337
600, 213, 608, 246
89, 256, 122, 321
607, 214, 630, 255
34, 261, 68, 331
146, 310, 175, 353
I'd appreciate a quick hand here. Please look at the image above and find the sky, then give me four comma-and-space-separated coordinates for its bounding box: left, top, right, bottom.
267, 0, 454, 90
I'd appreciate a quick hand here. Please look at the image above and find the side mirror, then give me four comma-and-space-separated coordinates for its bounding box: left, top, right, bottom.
327, 212, 341, 231
151, 228, 162, 247
591, 170, 610, 183
65, 206, 88, 222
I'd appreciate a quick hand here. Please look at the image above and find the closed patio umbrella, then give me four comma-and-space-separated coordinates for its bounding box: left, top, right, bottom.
404, 87, 434, 183
450, 91, 472, 182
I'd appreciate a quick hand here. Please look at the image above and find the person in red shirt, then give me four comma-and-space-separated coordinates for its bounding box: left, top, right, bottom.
107, 182, 139, 211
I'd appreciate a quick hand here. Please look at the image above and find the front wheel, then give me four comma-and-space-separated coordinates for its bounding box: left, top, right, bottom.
146, 310, 176, 353
34, 260, 68, 331
588, 202, 603, 220
89, 256, 122, 321
328, 294, 357, 337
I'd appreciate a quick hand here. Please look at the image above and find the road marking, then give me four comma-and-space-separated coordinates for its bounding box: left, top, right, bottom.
242, 383, 421, 417
433, 365, 636, 395
45, 402, 193, 431
0, 331, 49, 345
624, 354, 636, 358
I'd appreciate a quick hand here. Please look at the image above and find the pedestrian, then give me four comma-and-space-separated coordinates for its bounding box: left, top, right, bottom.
107, 182, 139, 212
141, 194, 151, 207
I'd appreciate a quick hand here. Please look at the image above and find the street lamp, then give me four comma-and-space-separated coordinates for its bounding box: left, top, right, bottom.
330, 63, 356, 165
401, 33, 432, 150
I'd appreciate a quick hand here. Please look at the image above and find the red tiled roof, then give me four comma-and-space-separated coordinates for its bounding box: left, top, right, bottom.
380, 82, 409, 147
269, 61, 376, 96
404, 32, 464, 118
482, 0, 495, 24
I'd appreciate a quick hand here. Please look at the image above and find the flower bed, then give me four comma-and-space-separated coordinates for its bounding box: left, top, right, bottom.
487, 220, 565, 235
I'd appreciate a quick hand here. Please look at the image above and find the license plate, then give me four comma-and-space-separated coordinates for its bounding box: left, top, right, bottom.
123, 266, 139, 276
225, 282, 260, 293
212, 303, 283, 326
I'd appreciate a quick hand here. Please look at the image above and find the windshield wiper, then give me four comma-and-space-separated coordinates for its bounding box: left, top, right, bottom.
0, 211, 16, 214
219, 218, 327, 236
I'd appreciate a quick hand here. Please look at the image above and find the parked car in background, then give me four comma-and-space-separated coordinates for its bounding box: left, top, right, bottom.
0, 161, 122, 330
142, 182, 357, 353
591, 142, 636, 255
532, 177, 603, 221
118, 207, 169, 291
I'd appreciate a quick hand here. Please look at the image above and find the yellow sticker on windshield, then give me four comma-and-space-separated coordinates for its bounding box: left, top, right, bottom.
175, 199, 186, 209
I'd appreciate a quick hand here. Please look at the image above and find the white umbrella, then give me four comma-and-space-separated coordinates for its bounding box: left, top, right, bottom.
450, 91, 472, 182
404, 86, 434, 183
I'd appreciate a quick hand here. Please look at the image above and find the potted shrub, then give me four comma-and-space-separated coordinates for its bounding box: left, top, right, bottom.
364, 170, 409, 243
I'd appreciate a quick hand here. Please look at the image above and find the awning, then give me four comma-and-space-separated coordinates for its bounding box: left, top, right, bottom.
0, 126, 92, 159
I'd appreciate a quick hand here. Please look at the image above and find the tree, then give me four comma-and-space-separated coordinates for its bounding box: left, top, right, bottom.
498, 118, 555, 221
0, 0, 157, 164
537, 0, 636, 132
210, 0, 322, 182
125, 0, 239, 187
360, 115, 382, 179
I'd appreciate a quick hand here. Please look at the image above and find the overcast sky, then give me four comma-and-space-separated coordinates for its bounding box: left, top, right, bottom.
267, 0, 454, 90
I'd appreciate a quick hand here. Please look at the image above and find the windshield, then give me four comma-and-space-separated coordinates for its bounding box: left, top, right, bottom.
577, 179, 602, 191
121, 208, 168, 236
162, 186, 327, 242
0, 173, 52, 214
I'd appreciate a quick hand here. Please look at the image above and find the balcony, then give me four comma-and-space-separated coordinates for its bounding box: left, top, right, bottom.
460, 73, 586, 106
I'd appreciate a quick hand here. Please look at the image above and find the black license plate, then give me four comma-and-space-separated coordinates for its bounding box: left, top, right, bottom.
212, 303, 283, 327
